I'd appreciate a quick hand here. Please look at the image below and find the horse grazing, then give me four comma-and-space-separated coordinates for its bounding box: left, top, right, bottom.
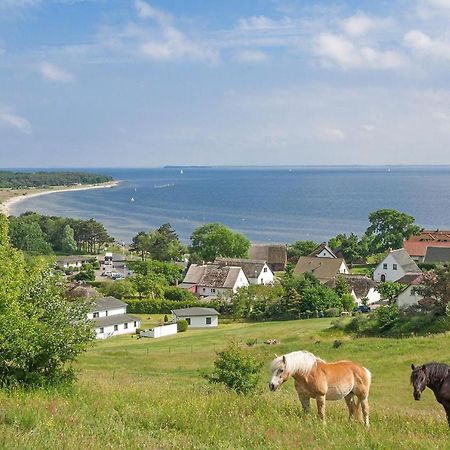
411, 362, 450, 427
269, 351, 371, 426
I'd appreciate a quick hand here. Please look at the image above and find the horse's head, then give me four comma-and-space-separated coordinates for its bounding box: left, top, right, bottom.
411, 363, 427, 401
269, 355, 290, 391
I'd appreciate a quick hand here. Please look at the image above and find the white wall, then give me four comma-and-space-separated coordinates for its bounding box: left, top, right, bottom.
397, 286, 423, 309
176, 315, 219, 328
339, 261, 349, 274
88, 306, 126, 320
317, 249, 335, 258
249, 264, 274, 285
94, 318, 140, 339
142, 323, 177, 338
374, 254, 406, 282
350, 287, 381, 305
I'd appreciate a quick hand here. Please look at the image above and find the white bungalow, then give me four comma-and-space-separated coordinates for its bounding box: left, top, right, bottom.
395, 274, 424, 309
57, 255, 92, 270
373, 248, 421, 282
88, 296, 141, 339
214, 258, 274, 285
172, 307, 219, 328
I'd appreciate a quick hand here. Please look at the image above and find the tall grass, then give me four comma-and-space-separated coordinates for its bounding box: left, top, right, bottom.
0, 318, 449, 449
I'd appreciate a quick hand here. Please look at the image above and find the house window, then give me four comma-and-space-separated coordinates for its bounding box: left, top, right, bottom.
206, 317, 211, 325
124, 322, 128, 329
134, 321, 137, 327
393, 264, 397, 270
106, 310, 108, 316
383, 263, 387, 270
93, 312, 99, 318
186, 318, 191, 325
114, 324, 118, 331
263, 267, 267, 272
211, 288, 216, 293
99, 327, 104, 333
203, 287, 206, 292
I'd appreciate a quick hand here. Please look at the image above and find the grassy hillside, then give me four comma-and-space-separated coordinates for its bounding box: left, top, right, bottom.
0, 318, 449, 449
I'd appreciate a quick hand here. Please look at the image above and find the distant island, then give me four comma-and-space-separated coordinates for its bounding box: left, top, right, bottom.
0, 171, 113, 189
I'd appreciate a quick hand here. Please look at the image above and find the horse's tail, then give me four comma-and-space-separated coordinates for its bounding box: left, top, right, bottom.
364, 367, 372, 391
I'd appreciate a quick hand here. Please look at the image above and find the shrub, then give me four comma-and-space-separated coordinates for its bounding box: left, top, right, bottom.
164, 286, 197, 302
246, 338, 257, 347
332, 339, 342, 348
324, 307, 340, 317
177, 319, 188, 332
208, 341, 263, 394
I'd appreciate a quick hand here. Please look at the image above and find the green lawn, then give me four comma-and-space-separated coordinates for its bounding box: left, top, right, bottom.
1, 318, 449, 449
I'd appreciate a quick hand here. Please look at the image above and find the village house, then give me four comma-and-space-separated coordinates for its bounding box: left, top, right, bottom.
373, 248, 421, 282
423, 247, 450, 264
326, 274, 381, 305
57, 255, 92, 270
172, 307, 220, 328
249, 244, 287, 272
293, 256, 349, 283
403, 229, 450, 262
88, 296, 141, 339
308, 243, 338, 258
214, 257, 274, 284
179, 264, 249, 298
396, 274, 424, 309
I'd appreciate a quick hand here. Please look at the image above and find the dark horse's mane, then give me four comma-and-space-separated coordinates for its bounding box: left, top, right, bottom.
423, 362, 450, 384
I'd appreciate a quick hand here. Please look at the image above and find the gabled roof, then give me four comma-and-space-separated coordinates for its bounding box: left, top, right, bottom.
91, 296, 127, 311
308, 243, 337, 258
396, 273, 423, 286
92, 313, 140, 328
403, 241, 450, 258
182, 264, 246, 289
214, 258, 269, 279
250, 244, 287, 265
388, 248, 421, 274
172, 307, 219, 317
326, 275, 376, 298
57, 255, 92, 264
407, 230, 450, 242
424, 246, 450, 264
293, 257, 347, 281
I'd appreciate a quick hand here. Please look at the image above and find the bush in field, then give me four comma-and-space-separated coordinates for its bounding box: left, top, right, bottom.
177, 319, 188, 332
208, 341, 263, 394
164, 286, 197, 302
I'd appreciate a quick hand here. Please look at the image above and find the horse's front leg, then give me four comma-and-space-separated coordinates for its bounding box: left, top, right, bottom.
316, 395, 326, 422
297, 393, 310, 414
443, 404, 450, 428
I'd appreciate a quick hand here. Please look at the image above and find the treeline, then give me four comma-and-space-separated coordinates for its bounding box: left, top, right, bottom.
9, 212, 113, 255
0, 171, 113, 188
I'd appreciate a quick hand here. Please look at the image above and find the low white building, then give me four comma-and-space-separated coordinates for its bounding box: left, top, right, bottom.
172, 307, 220, 328
57, 256, 92, 270
140, 323, 177, 338
396, 274, 424, 309
373, 248, 421, 282
88, 296, 141, 339
214, 258, 274, 285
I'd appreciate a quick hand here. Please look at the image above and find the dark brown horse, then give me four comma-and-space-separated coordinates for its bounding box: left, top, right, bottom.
411, 362, 450, 427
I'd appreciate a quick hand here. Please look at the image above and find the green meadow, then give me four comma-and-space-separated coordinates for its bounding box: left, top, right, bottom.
0, 317, 449, 449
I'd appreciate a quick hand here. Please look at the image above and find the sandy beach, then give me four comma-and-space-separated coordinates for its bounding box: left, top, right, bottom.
0, 180, 120, 216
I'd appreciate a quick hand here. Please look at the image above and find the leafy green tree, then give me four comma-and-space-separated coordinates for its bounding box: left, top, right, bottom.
209, 341, 263, 394
365, 209, 420, 254
190, 223, 250, 262
61, 224, 77, 254
0, 216, 93, 386
100, 279, 135, 299
9, 219, 53, 255
329, 233, 364, 264
341, 293, 357, 312
73, 263, 95, 282
130, 272, 167, 299
148, 223, 186, 262
376, 281, 406, 303
334, 275, 350, 298
133, 260, 182, 285
130, 231, 151, 261
287, 240, 318, 260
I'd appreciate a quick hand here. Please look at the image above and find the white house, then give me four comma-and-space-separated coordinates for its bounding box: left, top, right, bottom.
327, 275, 381, 305
308, 243, 338, 259
373, 248, 421, 282
140, 323, 177, 338
396, 274, 424, 309
214, 258, 274, 285
88, 296, 141, 339
293, 256, 349, 283
180, 264, 249, 298
57, 256, 92, 270
172, 307, 219, 328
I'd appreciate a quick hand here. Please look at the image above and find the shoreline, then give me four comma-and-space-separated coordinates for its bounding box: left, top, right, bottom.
0, 180, 121, 217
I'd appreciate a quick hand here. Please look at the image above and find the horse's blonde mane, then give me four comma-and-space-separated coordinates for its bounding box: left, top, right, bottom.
272, 350, 324, 376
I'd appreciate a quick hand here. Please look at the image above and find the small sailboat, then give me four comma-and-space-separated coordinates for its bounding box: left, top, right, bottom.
130, 197, 135, 203
134, 188, 137, 192
180, 169, 184, 174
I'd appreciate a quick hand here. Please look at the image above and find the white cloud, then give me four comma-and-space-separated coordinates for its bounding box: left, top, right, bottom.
237, 16, 293, 32
340, 12, 391, 37
363, 124, 376, 132
39, 62, 74, 82
316, 33, 406, 70
425, 0, 450, 9
0, 111, 32, 134
234, 49, 268, 63
404, 30, 450, 60
134, 0, 169, 23
320, 127, 346, 142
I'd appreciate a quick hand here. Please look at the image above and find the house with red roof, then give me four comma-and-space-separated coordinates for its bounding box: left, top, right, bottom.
404, 230, 450, 262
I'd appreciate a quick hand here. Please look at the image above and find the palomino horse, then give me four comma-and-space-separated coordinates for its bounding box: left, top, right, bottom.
411, 362, 450, 427
269, 350, 371, 426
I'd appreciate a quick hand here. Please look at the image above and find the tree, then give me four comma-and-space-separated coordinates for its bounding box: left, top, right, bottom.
148, 223, 186, 262
130, 272, 167, 299
133, 260, 182, 285
334, 275, 350, 299
376, 281, 406, 303
341, 293, 357, 312
9, 219, 53, 255
190, 223, 250, 262
329, 233, 364, 264
287, 240, 318, 260
100, 279, 135, 300
365, 209, 420, 254
416, 265, 450, 315
130, 231, 151, 261
0, 215, 94, 386
61, 224, 77, 254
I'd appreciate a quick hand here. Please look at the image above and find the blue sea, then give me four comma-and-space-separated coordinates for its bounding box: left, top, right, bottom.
9, 166, 450, 244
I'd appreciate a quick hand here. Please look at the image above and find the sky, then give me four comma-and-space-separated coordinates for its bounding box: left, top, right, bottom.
1, 0, 450, 167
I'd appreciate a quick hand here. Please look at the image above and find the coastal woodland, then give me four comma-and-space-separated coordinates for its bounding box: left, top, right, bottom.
0, 171, 112, 188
